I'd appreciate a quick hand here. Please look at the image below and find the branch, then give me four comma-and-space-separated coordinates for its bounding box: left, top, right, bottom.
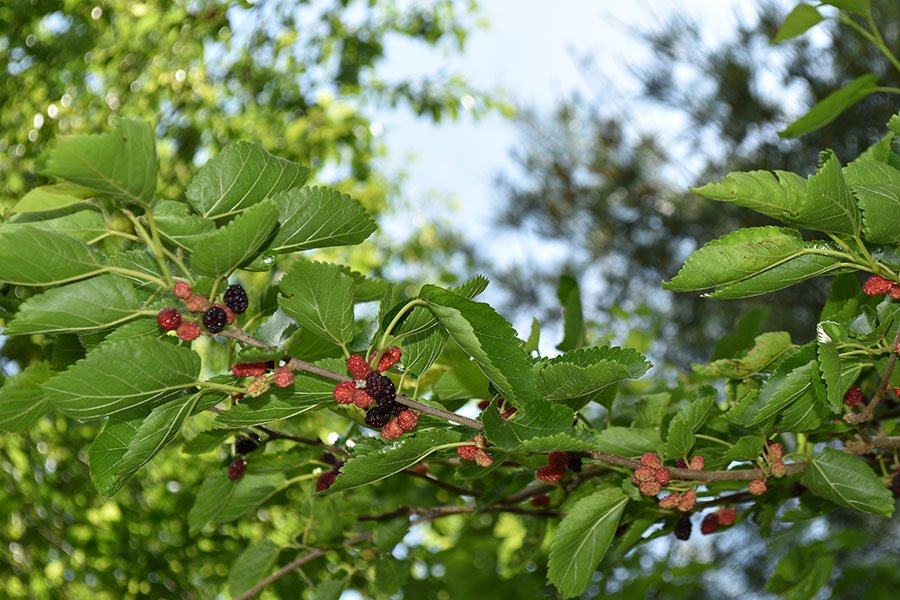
402, 469, 482, 497
253, 424, 349, 458
220, 328, 484, 430
589, 451, 807, 481
845, 326, 900, 424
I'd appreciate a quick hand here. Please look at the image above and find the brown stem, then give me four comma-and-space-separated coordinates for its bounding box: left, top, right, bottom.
589, 451, 807, 481
402, 469, 482, 497
220, 328, 484, 430
253, 424, 349, 458
845, 326, 900, 424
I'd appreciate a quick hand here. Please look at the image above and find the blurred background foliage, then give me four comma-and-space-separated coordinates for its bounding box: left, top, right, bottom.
2, 0, 900, 598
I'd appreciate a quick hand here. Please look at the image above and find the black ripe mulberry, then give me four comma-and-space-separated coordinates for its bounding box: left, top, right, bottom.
223, 284, 249, 314
674, 517, 692, 541
203, 306, 228, 333
365, 405, 392, 429
365, 372, 396, 404
234, 433, 261, 455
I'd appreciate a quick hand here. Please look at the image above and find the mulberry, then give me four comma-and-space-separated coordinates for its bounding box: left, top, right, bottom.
232, 362, 268, 377
530, 494, 550, 507
223, 284, 249, 314
536, 466, 565, 483
457, 445, 477, 460
333, 381, 355, 404
843, 386, 864, 408
203, 306, 228, 333
716, 508, 737, 526
234, 433, 261, 455
863, 276, 894, 296
176, 321, 201, 341
174, 282, 192, 299
316, 471, 336, 492
640, 453, 663, 469
674, 517, 692, 541
184, 294, 211, 313
228, 457, 247, 480
377, 346, 402, 372
213, 303, 236, 324
365, 372, 396, 404
380, 419, 404, 440
273, 366, 295, 388
396, 410, 419, 432
700, 513, 719, 535
364, 405, 392, 429
157, 308, 182, 331
748, 479, 767, 495
353, 389, 375, 409
346, 354, 372, 380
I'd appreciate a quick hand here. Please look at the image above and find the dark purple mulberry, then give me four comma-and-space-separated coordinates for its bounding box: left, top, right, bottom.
674, 517, 692, 541
203, 306, 228, 333
365, 405, 392, 429
223, 284, 249, 314
234, 433, 261, 455
365, 372, 396, 404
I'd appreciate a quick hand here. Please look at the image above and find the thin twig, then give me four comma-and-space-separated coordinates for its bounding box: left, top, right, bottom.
402, 469, 482, 497
253, 424, 349, 458
845, 326, 900, 424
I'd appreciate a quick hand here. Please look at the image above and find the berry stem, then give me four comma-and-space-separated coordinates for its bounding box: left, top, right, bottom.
122, 207, 174, 288
844, 325, 900, 424
376, 298, 427, 361
196, 381, 248, 395
694, 433, 732, 448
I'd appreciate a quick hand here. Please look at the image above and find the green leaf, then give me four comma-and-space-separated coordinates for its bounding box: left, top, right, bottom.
188, 471, 286, 535
722, 435, 765, 462
780, 74, 880, 138
326, 430, 463, 493
188, 200, 279, 276
766, 544, 835, 600
663, 227, 806, 293
402, 328, 449, 378
820, 0, 868, 16
518, 430, 606, 452
12, 183, 92, 213
633, 393, 670, 428
706, 250, 847, 299
7, 206, 107, 242
264, 186, 376, 253
153, 200, 216, 248
214, 381, 332, 427
693, 332, 793, 378
37, 118, 157, 203
42, 338, 200, 420
89, 395, 199, 496
185, 141, 309, 218
535, 346, 650, 407
0, 362, 54, 432
713, 306, 771, 359
228, 540, 279, 598
372, 518, 410, 550
801, 448, 894, 517
797, 150, 860, 234
664, 388, 716, 460
690, 170, 806, 222
594, 427, 662, 457
0, 227, 102, 286
844, 159, 900, 244
556, 274, 584, 351
433, 361, 490, 401
278, 261, 356, 346
5, 275, 142, 335
772, 4, 824, 44
547, 489, 628, 598
751, 360, 815, 425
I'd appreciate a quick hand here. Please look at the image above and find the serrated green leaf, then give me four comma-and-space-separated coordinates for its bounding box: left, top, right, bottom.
690, 170, 806, 222
264, 186, 376, 253
89, 395, 199, 495
594, 427, 662, 457
706, 249, 847, 299
751, 360, 815, 425
188, 470, 286, 535
433, 361, 490, 401
780, 74, 880, 138
801, 448, 894, 517
186, 141, 309, 218
664, 388, 716, 460
6, 275, 142, 335
0, 362, 54, 432
556, 274, 584, 351
535, 346, 650, 405
278, 261, 356, 346
402, 328, 448, 378
7, 206, 107, 242
326, 430, 463, 493
772, 4, 823, 43
42, 338, 200, 420
722, 435, 765, 462
153, 200, 216, 248
518, 430, 606, 452
12, 182, 92, 213
663, 227, 806, 293
844, 159, 900, 243
228, 540, 279, 598
633, 393, 670, 428
188, 200, 279, 276
37, 118, 157, 203
797, 150, 859, 234
0, 226, 103, 286
214, 378, 333, 427
547, 489, 628, 598
693, 332, 793, 378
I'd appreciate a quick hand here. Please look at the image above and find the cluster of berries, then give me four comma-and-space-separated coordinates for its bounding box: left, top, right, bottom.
316, 452, 344, 492
862, 276, 900, 299
157, 282, 249, 340
535, 451, 583, 483
226, 432, 263, 481
456, 434, 494, 467
632, 453, 680, 496
476, 397, 518, 420
231, 360, 295, 398
768, 443, 786, 477
332, 349, 418, 439
658, 490, 697, 512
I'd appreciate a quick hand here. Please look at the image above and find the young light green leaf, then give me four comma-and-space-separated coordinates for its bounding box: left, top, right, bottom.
665, 388, 716, 460
722, 435, 765, 462
690, 170, 806, 222
188, 199, 279, 276
772, 4, 823, 44
278, 261, 356, 346
0, 362, 54, 432
228, 540, 279, 598
12, 182, 92, 213
6, 275, 142, 335
694, 331, 793, 378
820, 0, 868, 16
185, 141, 309, 218
797, 150, 859, 234
326, 430, 463, 493
547, 489, 628, 598
89, 394, 199, 496
801, 448, 894, 517
42, 338, 200, 420
663, 227, 806, 293
264, 186, 376, 253
0, 227, 102, 286
37, 118, 157, 203
556, 274, 584, 351
780, 74, 880, 138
